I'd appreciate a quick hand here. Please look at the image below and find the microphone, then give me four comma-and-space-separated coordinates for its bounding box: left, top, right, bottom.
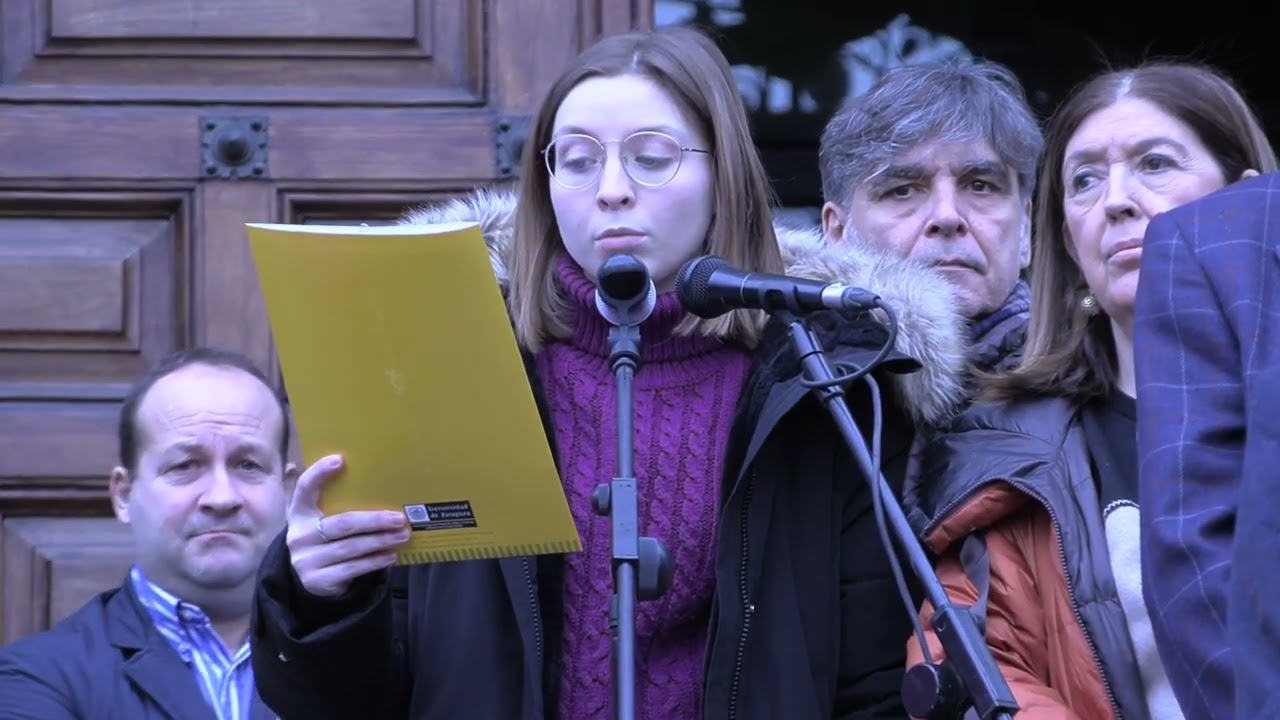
675, 255, 880, 319
595, 254, 657, 327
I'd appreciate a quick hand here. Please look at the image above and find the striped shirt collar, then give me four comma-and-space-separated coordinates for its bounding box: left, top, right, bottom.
129, 565, 256, 720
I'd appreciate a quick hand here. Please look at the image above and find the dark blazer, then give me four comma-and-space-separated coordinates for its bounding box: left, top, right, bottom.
1135, 171, 1280, 720
0, 579, 275, 720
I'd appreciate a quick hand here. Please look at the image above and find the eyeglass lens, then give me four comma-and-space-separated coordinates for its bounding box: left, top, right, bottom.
547, 132, 685, 188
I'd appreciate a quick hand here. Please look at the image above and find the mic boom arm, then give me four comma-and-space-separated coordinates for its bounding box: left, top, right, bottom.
776, 307, 1019, 720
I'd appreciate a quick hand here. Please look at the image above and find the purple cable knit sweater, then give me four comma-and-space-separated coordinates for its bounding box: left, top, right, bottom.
535, 256, 752, 720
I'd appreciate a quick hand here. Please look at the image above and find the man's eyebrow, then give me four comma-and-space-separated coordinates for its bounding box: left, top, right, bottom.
232, 440, 274, 456
159, 441, 202, 459
956, 159, 1008, 178
866, 163, 927, 189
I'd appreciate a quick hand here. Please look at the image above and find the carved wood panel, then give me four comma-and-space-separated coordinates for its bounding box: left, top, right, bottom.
1, 0, 483, 105
0, 517, 134, 643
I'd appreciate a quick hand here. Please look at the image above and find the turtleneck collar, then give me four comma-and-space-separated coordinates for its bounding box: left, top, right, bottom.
553, 254, 725, 363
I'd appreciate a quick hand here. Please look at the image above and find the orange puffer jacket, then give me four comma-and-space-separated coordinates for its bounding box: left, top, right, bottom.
902, 396, 1154, 720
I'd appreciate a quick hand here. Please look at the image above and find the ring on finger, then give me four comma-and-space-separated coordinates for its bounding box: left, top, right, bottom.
316, 516, 332, 543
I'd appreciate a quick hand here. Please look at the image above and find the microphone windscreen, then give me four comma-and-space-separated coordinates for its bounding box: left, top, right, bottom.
597, 254, 650, 306
595, 254, 656, 326
675, 255, 731, 319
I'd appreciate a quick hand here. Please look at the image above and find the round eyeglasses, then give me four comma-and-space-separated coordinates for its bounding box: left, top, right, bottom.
543, 131, 711, 190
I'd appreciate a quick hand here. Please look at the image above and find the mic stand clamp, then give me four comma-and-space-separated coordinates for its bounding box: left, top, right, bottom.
775, 310, 1019, 720
591, 322, 674, 720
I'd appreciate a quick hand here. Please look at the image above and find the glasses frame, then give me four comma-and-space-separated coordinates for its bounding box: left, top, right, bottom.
542, 130, 711, 190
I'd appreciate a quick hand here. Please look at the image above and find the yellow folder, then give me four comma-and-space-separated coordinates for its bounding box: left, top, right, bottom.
244, 221, 580, 565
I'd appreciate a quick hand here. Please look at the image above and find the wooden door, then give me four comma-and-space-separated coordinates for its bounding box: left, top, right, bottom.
0, 0, 652, 646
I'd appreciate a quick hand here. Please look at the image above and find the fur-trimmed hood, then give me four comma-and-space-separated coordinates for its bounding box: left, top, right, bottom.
401, 188, 968, 426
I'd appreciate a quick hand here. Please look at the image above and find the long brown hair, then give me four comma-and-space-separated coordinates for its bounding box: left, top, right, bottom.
506, 26, 783, 353
983, 61, 1278, 403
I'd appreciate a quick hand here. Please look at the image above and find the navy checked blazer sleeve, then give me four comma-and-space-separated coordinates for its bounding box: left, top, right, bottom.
1135, 173, 1280, 720
1135, 207, 1236, 720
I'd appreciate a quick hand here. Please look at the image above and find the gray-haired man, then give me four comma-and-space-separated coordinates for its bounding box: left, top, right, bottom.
819, 58, 1042, 375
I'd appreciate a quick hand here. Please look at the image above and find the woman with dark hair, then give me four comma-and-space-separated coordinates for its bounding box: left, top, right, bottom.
904, 61, 1277, 719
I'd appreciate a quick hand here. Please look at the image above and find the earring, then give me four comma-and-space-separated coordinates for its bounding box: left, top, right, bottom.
1079, 292, 1100, 317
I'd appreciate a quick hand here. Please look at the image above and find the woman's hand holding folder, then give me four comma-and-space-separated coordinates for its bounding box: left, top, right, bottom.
285, 454, 412, 597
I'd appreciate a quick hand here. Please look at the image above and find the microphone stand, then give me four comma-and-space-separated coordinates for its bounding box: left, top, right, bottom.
775, 310, 1019, 720
591, 322, 673, 720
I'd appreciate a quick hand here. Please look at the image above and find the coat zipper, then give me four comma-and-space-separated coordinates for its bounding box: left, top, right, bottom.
522, 558, 542, 663
925, 481, 1123, 719
726, 474, 755, 720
